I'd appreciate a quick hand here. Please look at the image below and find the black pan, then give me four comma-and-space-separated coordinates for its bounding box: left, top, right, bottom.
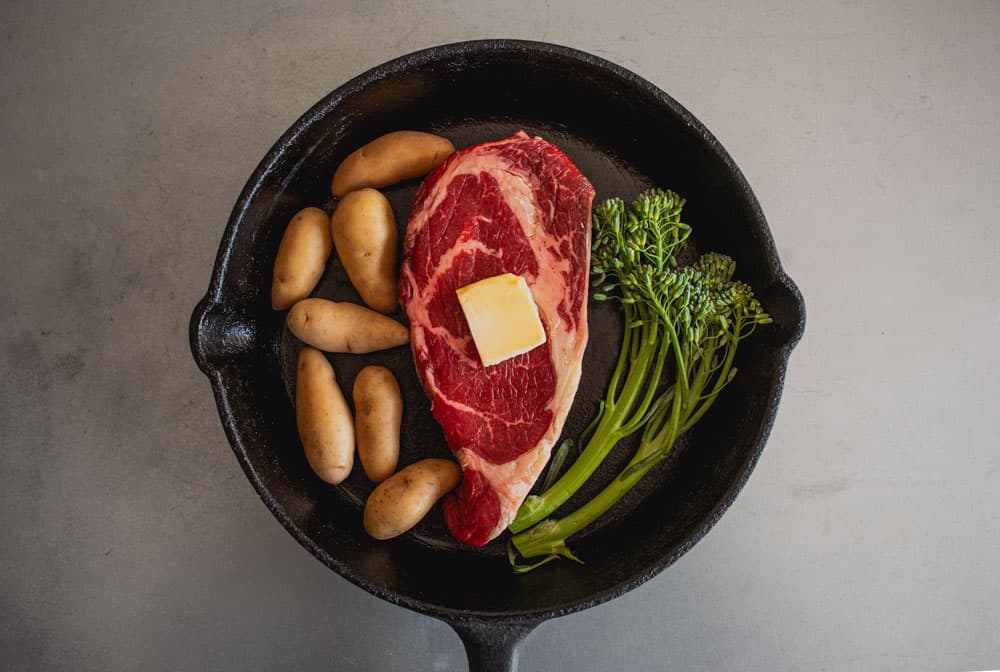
189, 40, 805, 671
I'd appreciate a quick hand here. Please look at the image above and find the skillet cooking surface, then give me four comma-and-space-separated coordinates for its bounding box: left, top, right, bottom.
191, 40, 805, 620
278, 120, 664, 557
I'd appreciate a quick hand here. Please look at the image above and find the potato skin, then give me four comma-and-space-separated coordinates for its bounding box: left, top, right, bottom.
287, 298, 409, 353
353, 366, 402, 483
271, 207, 332, 310
331, 131, 455, 197
363, 459, 461, 540
331, 189, 399, 313
296, 347, 354, 484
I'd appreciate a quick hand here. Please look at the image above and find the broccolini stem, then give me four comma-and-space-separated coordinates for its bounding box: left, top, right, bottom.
511, 435, 670, 560
681, 331, 741, 432
618, 323, 670, 437
606, 302, 636, 406
508, 325, 664, 533
683, 338, 721, 420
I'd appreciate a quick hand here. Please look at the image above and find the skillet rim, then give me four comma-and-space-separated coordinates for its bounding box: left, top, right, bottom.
190, 38, 806, 623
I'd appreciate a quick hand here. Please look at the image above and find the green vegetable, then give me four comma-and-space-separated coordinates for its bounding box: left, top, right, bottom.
508, 189, 771, 570
539, 439, 573, 493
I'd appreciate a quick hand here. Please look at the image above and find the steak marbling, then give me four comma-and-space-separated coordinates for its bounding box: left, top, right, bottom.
399, 131, 595, 546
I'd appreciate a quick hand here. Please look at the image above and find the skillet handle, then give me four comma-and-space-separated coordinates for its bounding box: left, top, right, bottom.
448, 618, 540, 672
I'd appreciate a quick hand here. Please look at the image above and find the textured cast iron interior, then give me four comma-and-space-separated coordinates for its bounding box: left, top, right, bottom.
191, 40, 805, 623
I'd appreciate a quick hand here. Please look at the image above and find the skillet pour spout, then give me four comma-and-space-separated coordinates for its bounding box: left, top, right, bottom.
189, 39, 805, 672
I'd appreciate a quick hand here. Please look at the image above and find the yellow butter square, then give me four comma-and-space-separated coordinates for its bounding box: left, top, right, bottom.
456, 273, 547, 367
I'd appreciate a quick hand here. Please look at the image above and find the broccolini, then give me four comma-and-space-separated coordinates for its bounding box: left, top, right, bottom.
508, 189, 771, 571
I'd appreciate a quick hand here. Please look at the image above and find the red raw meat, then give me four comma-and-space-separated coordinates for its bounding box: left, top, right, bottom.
399, 131, 594, 545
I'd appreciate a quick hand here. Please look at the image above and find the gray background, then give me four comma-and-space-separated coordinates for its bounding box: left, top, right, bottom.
2, 1, 998, 670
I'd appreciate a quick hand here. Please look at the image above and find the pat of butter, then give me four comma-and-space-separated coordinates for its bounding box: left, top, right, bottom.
456, 273, 547, 367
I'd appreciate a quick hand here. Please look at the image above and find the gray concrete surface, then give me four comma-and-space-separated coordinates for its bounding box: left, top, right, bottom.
2, 1, 998, 670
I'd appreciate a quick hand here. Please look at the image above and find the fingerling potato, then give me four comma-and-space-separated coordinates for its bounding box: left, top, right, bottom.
287, 298, 409, 353
271, 207, 332, 310
331, 189, 398, 313
296, 347, 353, 484
363, 459, 461, 540
353, 365, 401, 482
331, 131, 455, 197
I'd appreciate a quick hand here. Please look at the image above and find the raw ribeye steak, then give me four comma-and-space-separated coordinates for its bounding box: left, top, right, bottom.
399, 131, 595, 546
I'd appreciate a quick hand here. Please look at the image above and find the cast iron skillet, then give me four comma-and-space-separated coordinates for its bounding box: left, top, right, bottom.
189, 40, 805, 671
